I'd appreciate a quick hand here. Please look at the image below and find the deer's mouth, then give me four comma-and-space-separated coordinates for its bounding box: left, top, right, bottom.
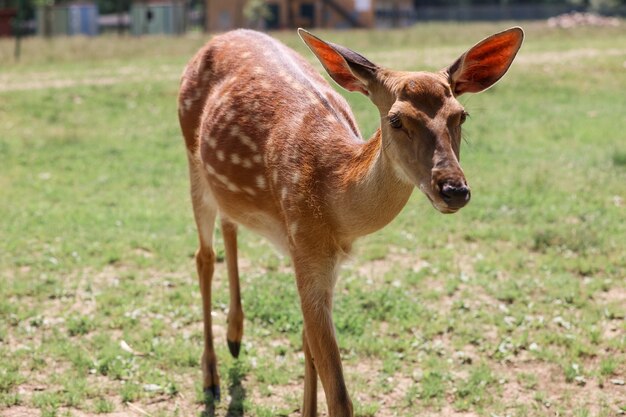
437, 205, 459, 214
432, 200, 460, 214
419, 183, 462, 214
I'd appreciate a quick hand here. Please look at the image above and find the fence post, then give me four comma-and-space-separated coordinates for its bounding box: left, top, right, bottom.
13, 0, 23, 60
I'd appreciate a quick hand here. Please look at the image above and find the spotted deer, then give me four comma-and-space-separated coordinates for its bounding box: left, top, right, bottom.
178, 27, 523, 416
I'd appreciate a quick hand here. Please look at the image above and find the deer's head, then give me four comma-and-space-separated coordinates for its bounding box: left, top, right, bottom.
299, 28, 524, 214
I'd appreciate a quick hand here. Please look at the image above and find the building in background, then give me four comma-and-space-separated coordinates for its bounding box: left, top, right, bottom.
0, 5, 17, 36
130, 0, 185, 35
205, 0, 416, 31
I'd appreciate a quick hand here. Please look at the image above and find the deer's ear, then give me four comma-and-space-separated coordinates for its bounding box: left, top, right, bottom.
446, 27, 524, 96
298, 28, 377, 96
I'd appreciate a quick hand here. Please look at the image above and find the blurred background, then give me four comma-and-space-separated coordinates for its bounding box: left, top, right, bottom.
0, 0, 624, 38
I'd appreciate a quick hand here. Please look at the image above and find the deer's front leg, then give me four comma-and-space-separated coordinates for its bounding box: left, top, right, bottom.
196, 246, 220, 402
302, 328, 318, 417
293, 253, 353, 417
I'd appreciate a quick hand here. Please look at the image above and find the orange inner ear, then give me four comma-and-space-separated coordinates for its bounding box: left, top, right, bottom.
465, 31, 522, 64
455, 30, 522, 95
304, 35, 368, 95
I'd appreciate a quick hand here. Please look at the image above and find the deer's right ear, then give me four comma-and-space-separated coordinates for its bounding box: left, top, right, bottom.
298, 28, 377, 96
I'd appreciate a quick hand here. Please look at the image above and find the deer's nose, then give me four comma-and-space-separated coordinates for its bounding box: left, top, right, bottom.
440, 182, 471, 208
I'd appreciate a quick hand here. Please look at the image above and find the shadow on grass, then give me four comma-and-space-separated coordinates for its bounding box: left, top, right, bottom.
202, 361, 247, 417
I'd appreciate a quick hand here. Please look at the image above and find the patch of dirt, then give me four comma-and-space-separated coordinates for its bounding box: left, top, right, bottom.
423, 407, 479, 417
354, 249, 430, 283
1, 406, 42, 417
594, 286, 626, 305
0, 401, 203, 417
494, 359, 625, 415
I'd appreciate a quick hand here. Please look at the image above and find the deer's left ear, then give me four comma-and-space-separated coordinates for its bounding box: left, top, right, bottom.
446, 27, 524, 96
298, 28, 378, 96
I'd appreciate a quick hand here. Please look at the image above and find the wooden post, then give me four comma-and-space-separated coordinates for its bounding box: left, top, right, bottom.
13, 0, 23, 60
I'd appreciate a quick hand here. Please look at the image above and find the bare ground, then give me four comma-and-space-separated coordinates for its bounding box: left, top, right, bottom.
0, 254, 626, 417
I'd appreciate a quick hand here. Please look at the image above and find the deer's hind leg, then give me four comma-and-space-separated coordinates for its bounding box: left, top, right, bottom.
221, 217, 244, 358
189, 163, 221, 401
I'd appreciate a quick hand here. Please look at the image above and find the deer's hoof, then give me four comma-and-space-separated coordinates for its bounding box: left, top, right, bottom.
204, 385, 220, 403
227, 339, 241, 358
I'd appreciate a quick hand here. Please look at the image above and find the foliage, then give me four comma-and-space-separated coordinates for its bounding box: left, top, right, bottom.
243, 0, 274, 29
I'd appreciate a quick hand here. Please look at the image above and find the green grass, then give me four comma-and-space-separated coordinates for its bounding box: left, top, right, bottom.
1, 22, 625, 416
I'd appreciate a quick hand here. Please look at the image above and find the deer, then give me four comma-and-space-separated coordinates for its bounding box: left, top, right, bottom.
177, 26, 523, 416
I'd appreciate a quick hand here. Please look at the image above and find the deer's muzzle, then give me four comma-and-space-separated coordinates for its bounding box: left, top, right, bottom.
439, 182, 471, 210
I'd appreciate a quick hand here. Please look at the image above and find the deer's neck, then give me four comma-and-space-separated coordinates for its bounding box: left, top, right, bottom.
332, 128, 414, 239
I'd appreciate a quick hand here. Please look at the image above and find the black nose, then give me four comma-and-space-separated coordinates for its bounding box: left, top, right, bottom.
440, 183, 471, 208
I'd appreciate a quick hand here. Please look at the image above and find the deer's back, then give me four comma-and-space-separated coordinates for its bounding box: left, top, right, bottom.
179, 29, 359, 146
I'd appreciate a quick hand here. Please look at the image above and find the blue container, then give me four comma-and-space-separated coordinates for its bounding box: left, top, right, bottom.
68, 3, 98, 36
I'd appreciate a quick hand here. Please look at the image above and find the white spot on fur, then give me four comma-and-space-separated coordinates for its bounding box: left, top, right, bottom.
208, 138, 217, 149
278, 70, 291, 81
305, 91, 316, 102
289, 79, 303, 92
231, 153, 241, 165
292, 171, 300, 184
242, 186, 256, 196
239, 134, 258, 152
252, 154, 263, 164
242, 51, 252, 59
281, 187, 288, 201
223, 111, 235, 122
230, 125, 240, 137
256, 175, 267, 189
217, 92, 230, 106
183, 98, 193, 111
242, 159, 253, 169
289, 221, 298, 236
210, 170, 239, 192
227, 182, 240, 192
216, 150, 225, 161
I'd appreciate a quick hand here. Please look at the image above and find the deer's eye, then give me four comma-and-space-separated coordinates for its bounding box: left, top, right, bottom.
389, 113, 402, 129
460, 111, 469, 125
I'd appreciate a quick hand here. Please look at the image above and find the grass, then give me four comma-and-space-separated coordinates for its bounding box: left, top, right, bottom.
1, 21, 625, 417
